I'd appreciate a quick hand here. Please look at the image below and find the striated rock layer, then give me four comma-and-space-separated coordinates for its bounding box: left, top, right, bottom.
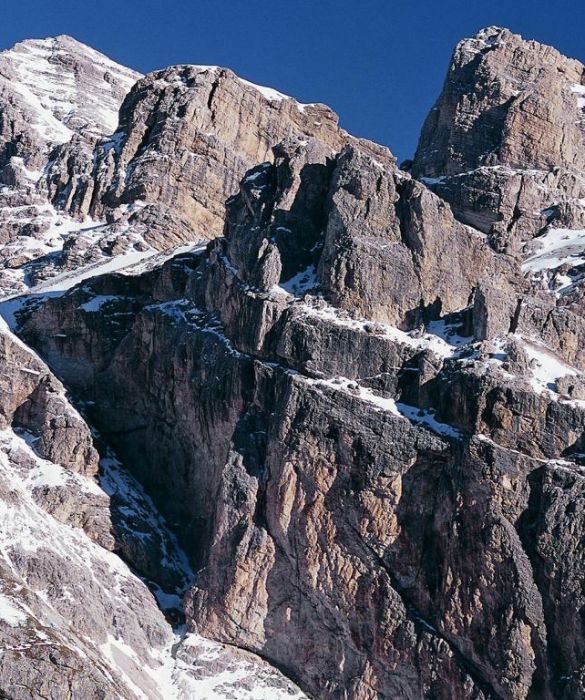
412, 26, 585, 253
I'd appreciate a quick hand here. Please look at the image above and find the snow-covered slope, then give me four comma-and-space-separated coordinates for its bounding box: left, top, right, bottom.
0, 35, 141, 145
0, 35, 148, 301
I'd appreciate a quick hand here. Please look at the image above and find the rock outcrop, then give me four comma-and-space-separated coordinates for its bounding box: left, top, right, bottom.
0, 35, 140, 181
0, 36, 394, 300
0, 319, 306, 699
412, 26, 585, 253
46, 63, 393, 247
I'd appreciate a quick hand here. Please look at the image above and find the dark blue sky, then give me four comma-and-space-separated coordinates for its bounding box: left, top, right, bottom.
2, 0, 585, 162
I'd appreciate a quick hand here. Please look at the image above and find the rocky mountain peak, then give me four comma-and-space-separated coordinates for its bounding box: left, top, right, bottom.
454, 25, 509, 63
411, 27, 585, 255
0, 35, 140, 146
414, 26, 585, 177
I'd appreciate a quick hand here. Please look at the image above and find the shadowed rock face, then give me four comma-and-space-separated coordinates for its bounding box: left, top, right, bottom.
0, 318, 307, 697
5, 25, 585, 700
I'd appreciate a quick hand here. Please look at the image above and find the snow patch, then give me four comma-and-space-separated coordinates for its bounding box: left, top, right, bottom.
278, 264, 319, 296
30, 247, 159, 294
395, 403, 462, 438
0, 593, 27, 627
522, 228, 585, 275
420, 176, 447, 186
294, 298, 469, 360
520, 338, 578, 394
303, 375, 462, 439
79, 295, 125, 313
311, 376, 400, 414
572, 84, 585, 110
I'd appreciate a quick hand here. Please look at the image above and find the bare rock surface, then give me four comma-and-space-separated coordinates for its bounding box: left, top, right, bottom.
413, 27, 585, 177
413, 27, 585, 253
47, 61, 393, 247
0, 34, 393, 302
0, 319, 307, 699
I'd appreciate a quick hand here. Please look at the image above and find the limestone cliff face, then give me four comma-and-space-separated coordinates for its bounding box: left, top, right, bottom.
46, 63, 392, 246
4, 25, 585, 700
17, 134, 585, 699
0, 318, 307, 697
0, 39, 392, 298
413, 26, 585, 177
410, 28, 585, 379
0, 35, 318, 700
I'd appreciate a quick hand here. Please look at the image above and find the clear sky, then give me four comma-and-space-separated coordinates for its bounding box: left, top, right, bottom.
2, 0, 585, 163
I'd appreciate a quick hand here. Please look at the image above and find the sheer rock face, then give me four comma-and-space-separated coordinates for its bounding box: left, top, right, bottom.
411, 27, 585, 372
412, 27, 585, 252
47, 63, 393, 244
413, 26, 585, 177
7, 26, 585, 700
222, 139, 519, 330
317, 146, 519, 327
17, 138, 585, 699
0, 38, 393, 299
0, 323, 305, 699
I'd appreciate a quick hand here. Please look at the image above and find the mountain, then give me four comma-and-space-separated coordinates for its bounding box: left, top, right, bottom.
0, 36, 307, 700
1, 26, 585, 700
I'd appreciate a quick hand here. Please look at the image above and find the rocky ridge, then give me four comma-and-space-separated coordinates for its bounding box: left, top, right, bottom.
0, 36, 391, 301
2, 25, 585, 700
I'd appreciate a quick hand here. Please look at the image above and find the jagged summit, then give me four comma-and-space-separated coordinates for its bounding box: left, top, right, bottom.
451, 26, 507, 62
6, 34, 109, 54
411, 24, 585, 257
151, 61, 317, 108
414, 25, 585, 179
474, 24, 507, 36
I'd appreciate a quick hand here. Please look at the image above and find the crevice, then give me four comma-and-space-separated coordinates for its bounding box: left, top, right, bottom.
347, 523, 505, 700
99, 423, 152, 437
516, 467, 567, 698
207, 76, 220, 122
509, 297, 523, 333
506, 176, 526, 233
132, 89, 168, 162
